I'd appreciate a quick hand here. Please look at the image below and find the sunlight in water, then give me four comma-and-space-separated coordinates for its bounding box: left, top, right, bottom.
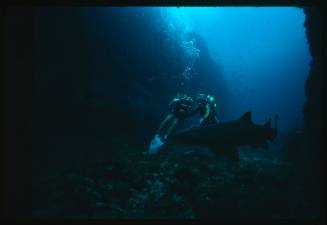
161, 7, 311, 131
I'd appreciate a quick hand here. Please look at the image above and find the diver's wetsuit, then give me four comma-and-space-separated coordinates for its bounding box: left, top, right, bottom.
156, 96, 193, 141
201, 104, 218, 126
195, 102, 218, 127
169, 97, 193, 120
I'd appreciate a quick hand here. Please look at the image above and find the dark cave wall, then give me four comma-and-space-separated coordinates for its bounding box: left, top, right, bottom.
283, 7, 322, 170
29, 7, 172, 139
27, 7, 228, 141
302, 7, 321, 165
3, 6, 34, 218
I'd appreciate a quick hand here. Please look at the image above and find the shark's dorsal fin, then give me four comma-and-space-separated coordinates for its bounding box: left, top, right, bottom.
264, 118, 271, 128
239, 111, 252, 124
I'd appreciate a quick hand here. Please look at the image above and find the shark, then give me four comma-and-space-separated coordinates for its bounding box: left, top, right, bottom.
165, 111, 279, 160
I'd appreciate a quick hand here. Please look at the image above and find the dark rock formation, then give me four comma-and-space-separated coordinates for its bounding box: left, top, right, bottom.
32, 143, 319, 218
302, 7, 321, 169
279, 9, 321, 214
2, 6, 35, 218
26, 7, 228, 142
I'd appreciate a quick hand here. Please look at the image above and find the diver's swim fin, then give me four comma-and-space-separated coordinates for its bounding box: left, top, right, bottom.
148, 134, 165, 154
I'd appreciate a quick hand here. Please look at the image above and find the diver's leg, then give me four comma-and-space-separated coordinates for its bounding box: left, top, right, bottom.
156, 114, 174, 138
200, 117, 209, 127
149, 116, 178, 154
149, 114, 175, 154
163, 117, 179, 140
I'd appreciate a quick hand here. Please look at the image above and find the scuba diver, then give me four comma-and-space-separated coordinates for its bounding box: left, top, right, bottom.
193, 93, 219, 127
149, 93, 194, 154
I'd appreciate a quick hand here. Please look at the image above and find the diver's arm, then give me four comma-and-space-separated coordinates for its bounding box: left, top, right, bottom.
168, 98, 178, 110
203, 104, 210, 119
213, 105, 219, 123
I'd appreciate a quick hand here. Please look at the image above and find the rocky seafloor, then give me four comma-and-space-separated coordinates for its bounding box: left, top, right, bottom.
32, 141, 319, 219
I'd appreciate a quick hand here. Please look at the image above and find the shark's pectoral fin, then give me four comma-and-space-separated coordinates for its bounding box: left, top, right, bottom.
239, 111, 253, 124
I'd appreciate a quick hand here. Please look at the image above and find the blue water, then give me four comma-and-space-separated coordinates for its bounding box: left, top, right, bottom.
160, 7, 311, 135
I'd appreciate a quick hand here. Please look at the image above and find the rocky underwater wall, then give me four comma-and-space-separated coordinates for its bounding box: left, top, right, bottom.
302, 7, 321, 166
24, 7, 229, 142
